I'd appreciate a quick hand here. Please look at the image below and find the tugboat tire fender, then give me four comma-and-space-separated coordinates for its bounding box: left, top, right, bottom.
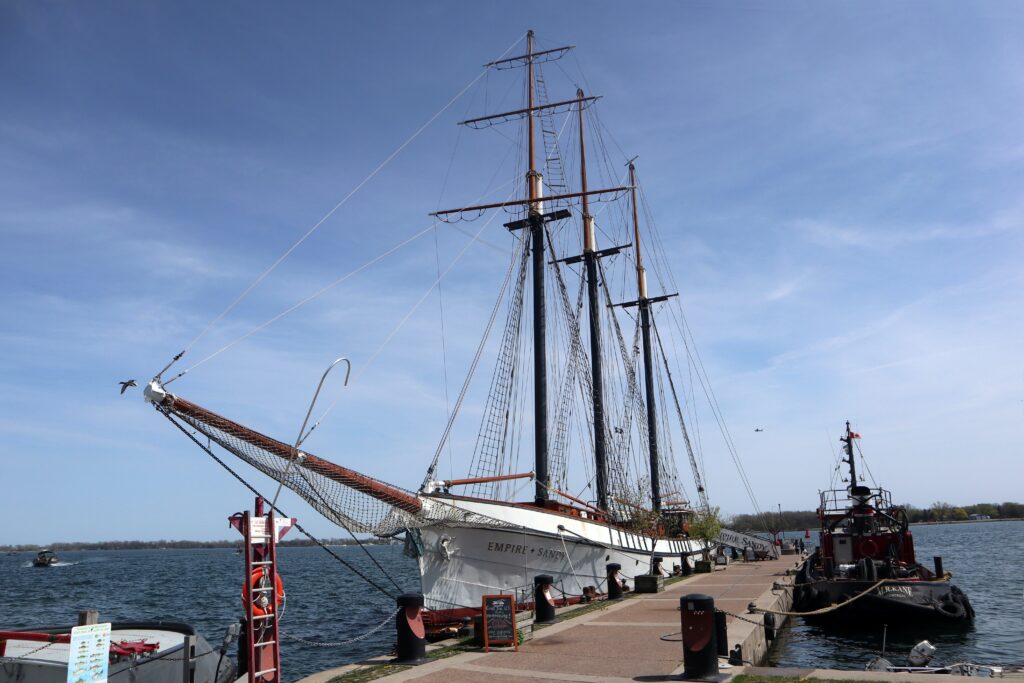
937, 598, 966, 619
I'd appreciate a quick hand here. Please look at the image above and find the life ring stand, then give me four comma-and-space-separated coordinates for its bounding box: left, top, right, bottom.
243, 567, 285, 617
858, 538, 879, 557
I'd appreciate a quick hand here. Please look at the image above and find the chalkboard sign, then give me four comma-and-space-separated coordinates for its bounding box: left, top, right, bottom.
481, 594, 517, 652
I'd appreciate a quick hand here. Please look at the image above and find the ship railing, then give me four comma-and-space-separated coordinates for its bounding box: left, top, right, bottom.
818, 486, 895, 516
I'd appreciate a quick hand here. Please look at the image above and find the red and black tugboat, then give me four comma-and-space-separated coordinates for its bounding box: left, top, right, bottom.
793, 422, 973, 624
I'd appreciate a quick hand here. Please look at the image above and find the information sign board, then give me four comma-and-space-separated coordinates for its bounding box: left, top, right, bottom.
481, 594, 517, 652
66, 623, 111, 683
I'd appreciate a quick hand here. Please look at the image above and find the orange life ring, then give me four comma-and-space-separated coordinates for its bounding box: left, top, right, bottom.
859, 538, 879, 557
242, 567, 285, 616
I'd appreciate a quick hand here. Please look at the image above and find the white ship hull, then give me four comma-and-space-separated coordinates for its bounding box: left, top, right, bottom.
415, 495, 702, 615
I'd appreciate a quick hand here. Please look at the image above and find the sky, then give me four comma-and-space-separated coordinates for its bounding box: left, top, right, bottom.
2, 1, 1022, 545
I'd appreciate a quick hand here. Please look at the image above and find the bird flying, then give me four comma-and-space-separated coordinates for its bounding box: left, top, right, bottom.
754, 427, 764, 432
119, 379, 137, 394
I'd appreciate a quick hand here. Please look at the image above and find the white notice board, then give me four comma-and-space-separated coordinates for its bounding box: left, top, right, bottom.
67, 623, 111, 683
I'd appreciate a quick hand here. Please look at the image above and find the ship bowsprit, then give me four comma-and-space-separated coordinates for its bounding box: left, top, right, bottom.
147, 383, 517, 537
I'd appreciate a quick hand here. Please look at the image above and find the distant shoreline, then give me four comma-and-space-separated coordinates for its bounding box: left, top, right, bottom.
6, 517, 1021, 551
0, 538, 399, 552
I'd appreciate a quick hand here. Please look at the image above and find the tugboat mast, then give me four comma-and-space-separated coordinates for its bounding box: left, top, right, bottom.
841, 420, 858, 490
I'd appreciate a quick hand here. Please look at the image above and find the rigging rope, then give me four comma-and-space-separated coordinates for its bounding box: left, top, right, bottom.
422, 237, 527, 486
158, 33, 527, 379
162, 411, 403, 600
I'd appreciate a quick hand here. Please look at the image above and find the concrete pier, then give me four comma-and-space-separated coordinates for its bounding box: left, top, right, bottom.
299, 555, 802, 683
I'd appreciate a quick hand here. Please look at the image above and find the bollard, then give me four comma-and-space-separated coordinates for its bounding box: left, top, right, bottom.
534, 575, 557, 624
394, 593, 428, 665
934, 556, 944, 577
714, 609, 728, 657
652, 556, 664, 575
606, 563, 623, 600
680, 593, 718, 679
680, 555, 692, 576
763, 612, 776, 641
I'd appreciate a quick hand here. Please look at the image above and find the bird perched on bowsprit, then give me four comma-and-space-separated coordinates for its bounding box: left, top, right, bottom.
119, 379, 137, 394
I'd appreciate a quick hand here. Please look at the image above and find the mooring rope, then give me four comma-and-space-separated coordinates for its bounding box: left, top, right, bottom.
748, 577, 892, 617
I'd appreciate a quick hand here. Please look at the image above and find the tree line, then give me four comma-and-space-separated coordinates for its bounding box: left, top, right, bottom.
727, 501, 1024, 533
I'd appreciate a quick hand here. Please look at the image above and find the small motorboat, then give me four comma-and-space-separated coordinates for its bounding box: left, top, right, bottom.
867, 640, 1006, 677
31, 550, 57, 567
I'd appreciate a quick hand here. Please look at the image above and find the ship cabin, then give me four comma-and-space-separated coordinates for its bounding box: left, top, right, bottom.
817, 484, 917, 572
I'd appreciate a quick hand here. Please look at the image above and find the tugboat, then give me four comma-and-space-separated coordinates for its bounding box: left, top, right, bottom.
793, 422, 973, 624
31, 549, 57, 567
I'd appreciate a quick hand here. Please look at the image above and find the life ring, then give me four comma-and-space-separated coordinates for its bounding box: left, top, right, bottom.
859, 539, 879, 557
242, 568, 285, 617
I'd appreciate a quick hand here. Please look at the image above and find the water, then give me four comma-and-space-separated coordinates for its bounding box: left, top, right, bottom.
4, 523, 1022, 681
1, 545, 420, 682
771, 520, 1024, 669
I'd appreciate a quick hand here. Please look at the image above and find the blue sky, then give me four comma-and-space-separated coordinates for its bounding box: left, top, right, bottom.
2, 2, 1022, 544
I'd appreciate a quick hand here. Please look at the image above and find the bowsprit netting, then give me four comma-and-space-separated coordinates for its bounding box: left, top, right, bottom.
151, 390, 515, 536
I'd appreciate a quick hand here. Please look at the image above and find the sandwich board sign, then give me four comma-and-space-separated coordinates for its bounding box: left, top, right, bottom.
67, 623, 111, 683
481, 595, 517, 652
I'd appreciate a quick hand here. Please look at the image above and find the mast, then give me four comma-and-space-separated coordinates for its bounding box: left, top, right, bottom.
525, 30, 550, 506
843, 420, 858, 489
630, 162, 662, 513
433, 34, 624, 506
577, 87, 609, 511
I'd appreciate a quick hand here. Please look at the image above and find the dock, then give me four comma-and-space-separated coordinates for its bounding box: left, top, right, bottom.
299, 554, 802, 683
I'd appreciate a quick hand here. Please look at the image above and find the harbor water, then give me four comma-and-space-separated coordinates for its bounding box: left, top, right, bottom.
3, 520, 1021, 681
2, 543, 420, 682
771, 520, 1024, 669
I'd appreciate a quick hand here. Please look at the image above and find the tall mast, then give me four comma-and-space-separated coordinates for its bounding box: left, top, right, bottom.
525, 30, 549, 506
577, 87, 609, 511
843, 420, 858, 489
434, 34, 626, 506
629, 161, 662, 513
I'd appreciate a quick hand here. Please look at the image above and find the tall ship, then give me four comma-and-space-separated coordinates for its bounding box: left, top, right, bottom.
793, 422, 974, 623
142, 32, 743, 628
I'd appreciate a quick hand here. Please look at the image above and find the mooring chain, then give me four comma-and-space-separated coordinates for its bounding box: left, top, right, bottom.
279, 608, 400, 648
1, 640, 57, 661
714, 606, 766, 628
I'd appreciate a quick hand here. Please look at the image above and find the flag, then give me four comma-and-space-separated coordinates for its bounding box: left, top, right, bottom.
850, 432, 861, 439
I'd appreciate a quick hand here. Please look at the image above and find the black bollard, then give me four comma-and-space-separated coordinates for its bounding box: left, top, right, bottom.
534, 574, 557, 624
680, 555, 692, 576
934, 556, 944, 577
606, 563, 623, 600
394, 593, 428, 665
652, 556, 664, 575
680, 593, 718, 679
714, 609, 728, 657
